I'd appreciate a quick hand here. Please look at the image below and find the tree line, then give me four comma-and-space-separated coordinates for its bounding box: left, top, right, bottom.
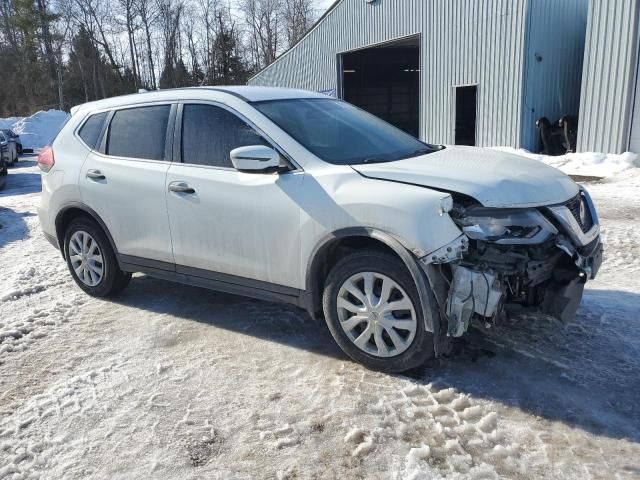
0, 0, 318, 117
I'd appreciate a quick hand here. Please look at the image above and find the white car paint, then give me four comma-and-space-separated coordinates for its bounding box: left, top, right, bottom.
38, 87, 599, 335
40, 87, 466, 290
353, 145, 580, 208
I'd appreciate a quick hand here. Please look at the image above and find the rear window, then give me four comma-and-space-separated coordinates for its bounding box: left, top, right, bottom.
106, 105, 171, 160
78, 112, 108, 149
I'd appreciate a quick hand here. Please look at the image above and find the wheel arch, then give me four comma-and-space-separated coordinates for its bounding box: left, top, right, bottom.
305, 227, 440, 351
55, 203, 118, 261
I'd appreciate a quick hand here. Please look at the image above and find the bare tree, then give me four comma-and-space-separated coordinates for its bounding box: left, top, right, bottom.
117, 0, 140, 89
241, 0, 282, 70
74, 0, 124, 82
282, 0, 314, 47
135, 0, 159, 89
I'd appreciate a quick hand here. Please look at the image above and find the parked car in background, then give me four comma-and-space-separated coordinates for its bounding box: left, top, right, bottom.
0, 129, 18, 165
37, 87, 603, 373
0, 128, 21, 160
0, 131, 10, 176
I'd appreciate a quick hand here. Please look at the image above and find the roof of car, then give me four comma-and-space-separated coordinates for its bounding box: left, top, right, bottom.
71, 86, 328, 115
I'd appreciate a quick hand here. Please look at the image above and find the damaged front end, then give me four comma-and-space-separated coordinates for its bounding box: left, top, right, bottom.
422, 187, 603, 338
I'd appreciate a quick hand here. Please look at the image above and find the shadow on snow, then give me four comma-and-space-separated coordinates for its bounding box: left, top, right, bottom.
112, 275, 640, 444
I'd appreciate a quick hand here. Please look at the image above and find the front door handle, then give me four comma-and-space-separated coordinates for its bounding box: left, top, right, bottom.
168, 182, 196, 194
86, 169, 106, 181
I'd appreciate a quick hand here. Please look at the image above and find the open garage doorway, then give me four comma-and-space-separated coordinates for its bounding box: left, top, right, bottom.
340, 35, 420, 137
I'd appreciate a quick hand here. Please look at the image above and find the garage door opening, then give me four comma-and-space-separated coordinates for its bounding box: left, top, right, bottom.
454, 85, 477, 146
340, 36, 420, 137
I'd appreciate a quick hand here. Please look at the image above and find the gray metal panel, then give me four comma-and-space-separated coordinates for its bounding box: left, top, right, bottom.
629, 45, 640, 153
250, 0, 529, 148
521, 0, 588, 151
577, 0, 640, 153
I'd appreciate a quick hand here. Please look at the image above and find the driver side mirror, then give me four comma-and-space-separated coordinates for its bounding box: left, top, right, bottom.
230, 145, 284, 173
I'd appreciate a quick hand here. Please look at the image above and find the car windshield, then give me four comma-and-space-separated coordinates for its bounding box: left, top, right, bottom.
253, 98, 439, 165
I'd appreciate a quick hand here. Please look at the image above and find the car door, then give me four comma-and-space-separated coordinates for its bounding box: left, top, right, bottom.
165, 102, 304, 289
79, 104, 176, 265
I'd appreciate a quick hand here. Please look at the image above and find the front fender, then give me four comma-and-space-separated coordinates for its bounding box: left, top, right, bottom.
299, 168, 463, 262
305, 226, 444, 356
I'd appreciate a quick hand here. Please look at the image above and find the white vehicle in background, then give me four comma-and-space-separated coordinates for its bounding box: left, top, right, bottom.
0, 128, 22, 159
37, 87, 602, 372
0, 129, 18, 166
0, 131, 11, 177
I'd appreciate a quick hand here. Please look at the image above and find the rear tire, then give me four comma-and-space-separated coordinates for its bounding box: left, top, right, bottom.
322, 249, 434, 372
64, 217, 131, 297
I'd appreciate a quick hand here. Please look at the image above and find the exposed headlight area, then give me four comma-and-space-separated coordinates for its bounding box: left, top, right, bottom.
453, 207, 558, 244
425, 191, 603, 339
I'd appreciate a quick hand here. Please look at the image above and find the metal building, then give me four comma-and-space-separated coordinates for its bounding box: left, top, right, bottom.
249, 0, 589, 152
578, 0, 640, 154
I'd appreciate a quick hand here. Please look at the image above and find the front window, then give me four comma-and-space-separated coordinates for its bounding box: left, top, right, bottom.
253, 98, 438, 165
181, 104, 267, 168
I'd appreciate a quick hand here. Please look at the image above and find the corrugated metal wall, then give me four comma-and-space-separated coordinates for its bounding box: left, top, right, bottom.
629, 54, 640, 153
521, 0, 588, 151
250, 0, 529, 148
577, 0, 640, 153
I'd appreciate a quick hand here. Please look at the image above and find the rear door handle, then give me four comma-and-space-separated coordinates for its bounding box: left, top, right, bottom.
86, 169, 106, 181
168, 182, 196, 194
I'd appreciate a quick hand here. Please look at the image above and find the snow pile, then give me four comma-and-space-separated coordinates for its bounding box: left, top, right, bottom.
492, 146, 640, 177
0, 109, 69, 151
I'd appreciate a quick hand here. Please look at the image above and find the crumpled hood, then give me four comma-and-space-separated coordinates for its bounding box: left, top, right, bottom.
352, 146, 579, 208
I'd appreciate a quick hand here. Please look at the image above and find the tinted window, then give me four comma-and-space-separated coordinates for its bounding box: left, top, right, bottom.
181, 104, 267, 168
254, 98, 438, 165
107, 105, 171, 160
78, 112, 107, 149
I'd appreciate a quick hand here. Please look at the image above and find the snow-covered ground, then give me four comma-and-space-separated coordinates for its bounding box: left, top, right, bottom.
1, 160, 639, 479
0, 110, 69, 151
493, 147, 640, 178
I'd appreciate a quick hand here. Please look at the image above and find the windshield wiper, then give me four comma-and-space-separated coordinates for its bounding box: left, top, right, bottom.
401, 148, 435, 159
361, 157, 389, 164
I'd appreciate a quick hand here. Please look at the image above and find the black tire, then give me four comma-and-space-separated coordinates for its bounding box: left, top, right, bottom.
64, 216, 131, 297
0, 160, 7, 176
322, 249, 434, 373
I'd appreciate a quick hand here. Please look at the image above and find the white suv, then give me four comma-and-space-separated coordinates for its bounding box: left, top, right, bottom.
38, 87, 603, 372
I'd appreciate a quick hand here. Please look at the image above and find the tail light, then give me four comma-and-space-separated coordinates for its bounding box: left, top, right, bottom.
38, 146, 55, 172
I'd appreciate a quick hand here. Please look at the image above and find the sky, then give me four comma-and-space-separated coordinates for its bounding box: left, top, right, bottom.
318, 0, 335, 12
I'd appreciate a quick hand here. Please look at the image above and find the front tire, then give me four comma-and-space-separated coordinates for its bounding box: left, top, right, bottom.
322, 250, 434, 372
64, 217, 131, 297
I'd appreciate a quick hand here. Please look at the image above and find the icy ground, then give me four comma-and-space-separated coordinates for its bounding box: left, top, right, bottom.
1, 160, 639, 480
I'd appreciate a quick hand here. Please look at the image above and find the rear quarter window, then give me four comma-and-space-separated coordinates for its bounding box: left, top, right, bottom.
106, 105, 171, 160
78, 112, 108, 149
